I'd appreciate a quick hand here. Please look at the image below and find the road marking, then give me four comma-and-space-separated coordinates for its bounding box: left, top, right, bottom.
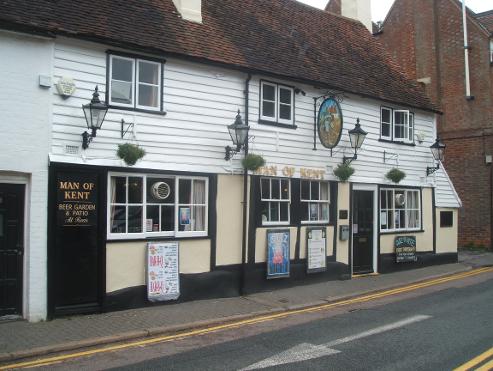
1, 266, 492, 370
454, 346, 493, 371
240, 315, 432, 370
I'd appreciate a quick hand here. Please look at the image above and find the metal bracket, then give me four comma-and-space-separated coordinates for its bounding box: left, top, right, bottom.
383, 150, 399, 164
121, 119, 134, 138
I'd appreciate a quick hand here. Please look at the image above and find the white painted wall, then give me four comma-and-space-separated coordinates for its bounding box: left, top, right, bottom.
0, 31, 53, 321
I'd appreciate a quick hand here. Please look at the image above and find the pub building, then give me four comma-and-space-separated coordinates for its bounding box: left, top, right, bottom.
0, 0, 460, 320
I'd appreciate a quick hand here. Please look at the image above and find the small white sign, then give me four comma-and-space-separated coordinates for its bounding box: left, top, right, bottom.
147, 242, 180, 302
307, 228, 326, 273
56, 77, 76, 97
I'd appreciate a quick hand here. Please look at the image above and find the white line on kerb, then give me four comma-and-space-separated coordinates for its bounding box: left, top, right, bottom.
240, 314, 432, 370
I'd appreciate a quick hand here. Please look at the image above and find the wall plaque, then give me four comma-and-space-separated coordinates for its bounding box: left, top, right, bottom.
317, 97, 343, 149
57, 173, 97, 227
395, 236, 417, 263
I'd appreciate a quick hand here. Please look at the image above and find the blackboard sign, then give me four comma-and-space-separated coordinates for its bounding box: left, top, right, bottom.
395, 236, 417, 263
57, 173, 98, 227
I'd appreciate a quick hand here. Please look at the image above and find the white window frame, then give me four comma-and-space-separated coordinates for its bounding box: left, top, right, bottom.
260, 177, 291, 226
260, 81, 294, 125
393, 110, 412, 142
380, 107, 392, 140
380, 188, 421, 232
109, 54, 162, 112
107, 172, 208, 240
380, 107, 414, 143
300, 180, 330, 224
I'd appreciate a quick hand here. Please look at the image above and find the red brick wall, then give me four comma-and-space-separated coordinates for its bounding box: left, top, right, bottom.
376, 0, 493, 249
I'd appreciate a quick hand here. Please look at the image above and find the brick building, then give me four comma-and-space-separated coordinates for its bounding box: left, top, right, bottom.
370, 0, 493, 249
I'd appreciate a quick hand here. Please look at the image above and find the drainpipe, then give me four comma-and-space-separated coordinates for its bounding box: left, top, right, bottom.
462, 0, 473, 99
240, 73, 252, 296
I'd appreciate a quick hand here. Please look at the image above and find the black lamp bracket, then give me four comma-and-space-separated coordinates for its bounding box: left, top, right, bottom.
225, 145, 241, 161
121, 119, 135, 138
343, 153, 357, 165
82, 131, 93, 150
426, 163, 440, 176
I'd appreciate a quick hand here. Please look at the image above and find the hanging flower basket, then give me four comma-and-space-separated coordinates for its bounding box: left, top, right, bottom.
117, 143, 146, 166
241, 154, 265, 171
333, 162, 354, 182
385, 168, 406, 184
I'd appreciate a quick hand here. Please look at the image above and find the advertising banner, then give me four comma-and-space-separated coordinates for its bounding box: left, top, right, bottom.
147, 242, 180, 301
266, 229, 290, 279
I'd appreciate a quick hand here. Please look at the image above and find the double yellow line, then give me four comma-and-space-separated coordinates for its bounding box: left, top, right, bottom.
455, 347, 493, 370
2, 266, 493, 370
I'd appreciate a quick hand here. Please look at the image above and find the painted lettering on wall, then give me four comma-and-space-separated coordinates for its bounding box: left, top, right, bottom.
254, 166, 325, 179
57, 174, 98, 227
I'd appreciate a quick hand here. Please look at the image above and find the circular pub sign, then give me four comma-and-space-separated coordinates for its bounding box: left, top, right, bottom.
317, 98, 343, 149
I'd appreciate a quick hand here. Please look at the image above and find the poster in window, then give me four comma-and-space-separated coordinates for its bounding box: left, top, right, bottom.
307, 227, 327, 273
147, 242, 180, 302
179, 207, 190, 225
266, 229, 290, 279
317, 97, 343, 149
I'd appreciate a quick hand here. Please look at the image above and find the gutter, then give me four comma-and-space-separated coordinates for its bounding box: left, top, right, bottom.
462, 0, 474, 100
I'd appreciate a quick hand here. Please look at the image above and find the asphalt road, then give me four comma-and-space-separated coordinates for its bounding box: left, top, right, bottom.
41, 273, 493, 371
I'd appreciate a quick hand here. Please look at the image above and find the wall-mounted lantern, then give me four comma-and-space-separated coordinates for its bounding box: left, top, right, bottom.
82, 86, 109, 150
343, 118, 367, 164
225, 110, 250, 161
427, 137, 446, 176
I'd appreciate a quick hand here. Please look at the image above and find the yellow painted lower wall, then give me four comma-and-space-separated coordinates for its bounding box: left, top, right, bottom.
106, 239, 211, 293
380, 188, 434, 254
436, 208, 458, 253
215, 175, 243, 266
336, 182, 350, 265
255, 227, 297, 263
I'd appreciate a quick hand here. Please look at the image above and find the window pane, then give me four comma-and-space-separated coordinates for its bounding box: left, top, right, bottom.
271, 179, 280, 200
281, 180, 289, 200
279, 104, 291, 120
309, 203, 318, 221
147, 178, 174, 203
270, 202, 279, 222
395, 190, 405, 209
110, 206, 126, 233
146, 205, 159, 232
301, 202, 308, 221
380, 190, 386, 208
138, 61, 159, 84
111, 80, 133, 104
320, 183, 329, 201
382, 122, 390, 138
261, 178, 270, 199
279, 88, 291, 104
262, 84, 275, 101
382, 108, 391, 123
138, 84, 159, 108
112, 57, 133, 82
321, 204, 329, 221
192, 206, 206, 231
111, 177, 126, 203
161, 205, 175, 231
261, 201, 269, 222
128, 206, 143, 233
193, 180, 206, 204
280, 202, 289, 222
262, 101, 275, 118
311, 181, 320, 200
301, 180, 309, 200
179, 179, 192, 204
395, 125, 404, 139
128, 177, 143, 203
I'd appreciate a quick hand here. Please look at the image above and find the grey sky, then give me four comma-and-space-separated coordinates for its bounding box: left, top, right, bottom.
296, 0, 493, 22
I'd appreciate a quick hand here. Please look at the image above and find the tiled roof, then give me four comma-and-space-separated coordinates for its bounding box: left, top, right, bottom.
476, 10, 493, 34
0, 0, 438, 112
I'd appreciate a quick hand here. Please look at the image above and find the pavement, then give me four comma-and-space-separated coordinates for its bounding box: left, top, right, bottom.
1, 250, 492, 364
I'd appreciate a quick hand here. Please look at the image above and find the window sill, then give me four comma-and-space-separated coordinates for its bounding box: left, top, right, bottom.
258, 120, 297, 130
380, 229, 425, 235
379, 138, 415, 147
108, 104, 167, 116
107, 234, 209, 242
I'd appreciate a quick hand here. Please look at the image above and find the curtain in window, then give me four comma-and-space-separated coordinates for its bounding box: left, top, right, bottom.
193, 180, 206, 231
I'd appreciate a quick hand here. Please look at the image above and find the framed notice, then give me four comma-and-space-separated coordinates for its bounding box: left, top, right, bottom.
306, 227, 327, 274
395, 236, 417, 263
266, 229, 290, 279
147, 242, 180, 302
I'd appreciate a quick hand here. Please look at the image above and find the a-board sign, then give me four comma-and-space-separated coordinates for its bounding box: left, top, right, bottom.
147, 242, 180, 301
266, 229, 290, 279
57, 173, 97, 227
395, 236, 417, 263
307, 227, 327, 274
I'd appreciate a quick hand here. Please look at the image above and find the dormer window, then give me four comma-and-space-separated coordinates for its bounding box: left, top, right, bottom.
260, 80, 295, 127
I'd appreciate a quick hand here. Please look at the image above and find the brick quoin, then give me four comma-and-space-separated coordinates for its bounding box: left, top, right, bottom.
377, 0, 493, 249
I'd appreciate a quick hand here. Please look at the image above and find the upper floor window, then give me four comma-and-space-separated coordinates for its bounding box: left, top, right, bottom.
108, 173, 208, 239
260, 177, 291, 225
108, 54, 163, 112
380, 188, 421, 232
260, 81, 294, 126
381, 107, 414, 143
300, 180, 330, 223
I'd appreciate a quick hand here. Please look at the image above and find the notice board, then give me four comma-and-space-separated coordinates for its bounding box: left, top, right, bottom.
147, 242, 180, 302
306, 227, 327, 274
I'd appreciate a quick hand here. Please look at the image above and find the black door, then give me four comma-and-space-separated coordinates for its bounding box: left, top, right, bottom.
0, 184, 24, 316
352, 190, 374, 274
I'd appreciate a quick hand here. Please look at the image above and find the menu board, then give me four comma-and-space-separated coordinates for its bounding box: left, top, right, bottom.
307, 227, 327, 273
395, 236, 417, 263
147, 242, 180, 302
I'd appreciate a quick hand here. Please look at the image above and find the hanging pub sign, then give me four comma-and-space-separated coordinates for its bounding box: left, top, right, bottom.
147, 242, 180, 302
395, 236, 417, 263
317, 97, 343, 149
266, 229, 290, 279
306, 227, 327, 274
56, 173, 97, 227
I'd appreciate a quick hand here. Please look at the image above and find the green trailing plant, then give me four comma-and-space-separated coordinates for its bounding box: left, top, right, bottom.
385, 168, 406, 184
117, 143, 146, 166
333, 162, 354, 182
241, 153, 265, 171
